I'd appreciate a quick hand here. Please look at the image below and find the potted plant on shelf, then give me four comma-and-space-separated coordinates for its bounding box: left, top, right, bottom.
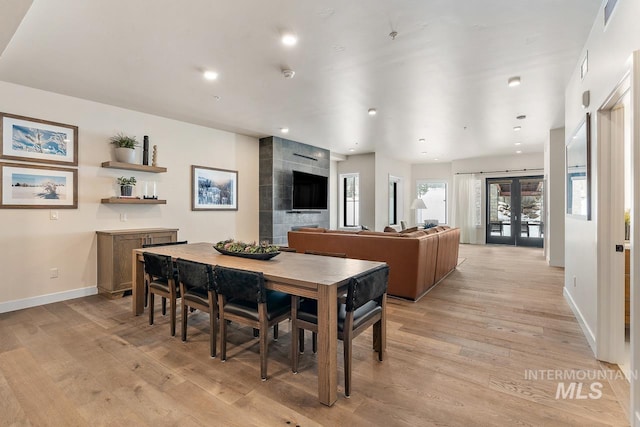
110, 132, 139, 164
117, 176, 137, 197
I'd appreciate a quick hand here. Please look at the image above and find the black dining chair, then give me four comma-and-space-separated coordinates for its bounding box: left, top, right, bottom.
300, 250, 347, 353
291, 264, 389, 397
143, 252, 180, 336
213, 266, 291, 381
176, 258, 217, 358
142, 241, 188, 308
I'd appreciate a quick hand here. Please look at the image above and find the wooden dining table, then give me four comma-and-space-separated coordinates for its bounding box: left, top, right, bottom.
131, 242, 386, 406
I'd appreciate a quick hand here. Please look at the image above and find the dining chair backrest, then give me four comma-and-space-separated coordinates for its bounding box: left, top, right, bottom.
142, 240, 188, 248
213, 266, 265, 303
346, 264, 389, 312
176, 258, 214, 292
143, 252, 174, 280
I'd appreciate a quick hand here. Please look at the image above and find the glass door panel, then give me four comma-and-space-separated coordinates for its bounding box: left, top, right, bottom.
487, 180, 514, 244
517, 178, 544, 247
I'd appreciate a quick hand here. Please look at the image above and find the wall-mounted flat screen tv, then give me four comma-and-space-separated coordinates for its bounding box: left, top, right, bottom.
292, 170, 328, 209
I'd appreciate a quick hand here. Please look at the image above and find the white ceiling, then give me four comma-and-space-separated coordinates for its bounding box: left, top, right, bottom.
0, 0, 601, 163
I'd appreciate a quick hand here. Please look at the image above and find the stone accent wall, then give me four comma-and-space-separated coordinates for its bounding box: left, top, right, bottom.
259, 136, 330, 245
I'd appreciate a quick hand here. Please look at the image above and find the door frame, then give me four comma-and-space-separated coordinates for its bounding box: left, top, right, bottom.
595, 53, 639, 426
486, 176, 544, 247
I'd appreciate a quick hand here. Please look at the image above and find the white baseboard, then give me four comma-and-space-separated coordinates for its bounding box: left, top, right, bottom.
563, 287, 597, 355
0, 286, 98, 314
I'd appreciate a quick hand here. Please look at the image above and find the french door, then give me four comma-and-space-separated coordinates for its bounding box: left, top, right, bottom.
486, 176, 544, 247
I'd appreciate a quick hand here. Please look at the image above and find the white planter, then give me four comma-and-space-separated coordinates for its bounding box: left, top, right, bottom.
115, 147, 136, 163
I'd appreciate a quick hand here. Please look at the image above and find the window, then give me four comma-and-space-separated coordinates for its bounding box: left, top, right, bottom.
341, 174, 359, 227
416, 181, 447, 225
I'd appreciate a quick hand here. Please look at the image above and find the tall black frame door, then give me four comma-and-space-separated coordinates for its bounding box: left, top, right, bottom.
486, 176, 544, 248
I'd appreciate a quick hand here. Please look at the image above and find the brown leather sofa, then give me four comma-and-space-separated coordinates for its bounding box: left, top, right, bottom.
287, 226, 460, 301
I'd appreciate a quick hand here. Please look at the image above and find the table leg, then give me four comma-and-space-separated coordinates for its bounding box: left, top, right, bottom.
317, 283, 338, 406
132, 252, 144, 315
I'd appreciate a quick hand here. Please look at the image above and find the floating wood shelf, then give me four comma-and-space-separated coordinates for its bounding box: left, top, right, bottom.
101, 197, 167, 205
101, 161, 167, 173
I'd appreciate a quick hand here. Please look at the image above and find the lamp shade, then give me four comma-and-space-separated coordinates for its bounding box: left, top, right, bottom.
410, 198, 427, 209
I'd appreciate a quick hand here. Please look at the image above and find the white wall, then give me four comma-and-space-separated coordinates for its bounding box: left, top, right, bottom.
544, 128, 565, 267
564, 0, 640, 354
375, 155, 412, 231
0, 81, 258, 309
337, 153, 375, 229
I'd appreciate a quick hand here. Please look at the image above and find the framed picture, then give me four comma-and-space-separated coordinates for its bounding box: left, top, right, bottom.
191, 165, 238, 211
566, 112, 591, 220
0, 163, 78, 209
1, 113, 78, 166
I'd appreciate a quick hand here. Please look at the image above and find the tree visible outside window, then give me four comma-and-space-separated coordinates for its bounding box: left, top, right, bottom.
342, 174, 359, 227
416, 181, 447, 225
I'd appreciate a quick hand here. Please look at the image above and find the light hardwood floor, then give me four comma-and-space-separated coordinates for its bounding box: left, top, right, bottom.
0, 245, 630, 426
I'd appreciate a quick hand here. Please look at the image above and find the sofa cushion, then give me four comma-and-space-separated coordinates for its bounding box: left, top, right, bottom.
297, 227, 326, 233
400, 226, 419, 234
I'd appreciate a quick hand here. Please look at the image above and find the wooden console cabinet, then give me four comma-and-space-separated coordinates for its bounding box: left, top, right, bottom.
97, 228, 178, 297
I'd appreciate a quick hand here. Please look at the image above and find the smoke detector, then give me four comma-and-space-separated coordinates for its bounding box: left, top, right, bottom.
282, 69, 296, 79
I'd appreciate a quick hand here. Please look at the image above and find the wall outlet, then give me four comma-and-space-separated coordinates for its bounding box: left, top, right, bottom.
50, 210, 59, 220
120, 213, 127, 222
50, 268, 59, 279
573, 276, 577, 287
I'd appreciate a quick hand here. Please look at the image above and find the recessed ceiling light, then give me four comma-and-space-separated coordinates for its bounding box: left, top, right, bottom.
516, 150, 522, 154
280, 127, 289, 134
281, 33, 298, 46
203, 70, 218, 80
418, 138, 426, 143
513, 126, 522, 131
368, 108, 377, 116
433, 158, 439, 161
421, 151, 428, 155
508, 76, 521, 87
516, 114, 526, 120
514, 142, 521, 146
349, 148, 356, 152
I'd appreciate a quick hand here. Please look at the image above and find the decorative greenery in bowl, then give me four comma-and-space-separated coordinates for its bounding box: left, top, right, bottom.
215, 239, 279, 254
109, 132, 139, 149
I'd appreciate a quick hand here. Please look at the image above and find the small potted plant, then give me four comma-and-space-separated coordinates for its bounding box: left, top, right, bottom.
117, 176, 137, 197
110, 132, 139, 164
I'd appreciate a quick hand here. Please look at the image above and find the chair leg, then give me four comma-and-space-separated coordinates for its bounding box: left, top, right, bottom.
144, 282, 149, 308
291, 328, 299, 374
209, 291, 217, 358
344, 337, 352, 398
258, 304, 268, 381
219, 295, 226, 361
299, 329, 305, 353
149, 292, 155, 325
273, 324, 279, 341
312, 332, 317, 354
162, 297, 167, 316
170, 296, 177, 337
343, 313, 354, 398
181, 300, 188, 342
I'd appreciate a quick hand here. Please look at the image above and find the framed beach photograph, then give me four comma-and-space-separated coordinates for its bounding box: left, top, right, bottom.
0, 163, 78, 209
1, 113, 78, 166
191, 165, 238, 211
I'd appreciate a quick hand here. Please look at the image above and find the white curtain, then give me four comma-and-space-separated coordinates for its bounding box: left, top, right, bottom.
452, 174, 480, 244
